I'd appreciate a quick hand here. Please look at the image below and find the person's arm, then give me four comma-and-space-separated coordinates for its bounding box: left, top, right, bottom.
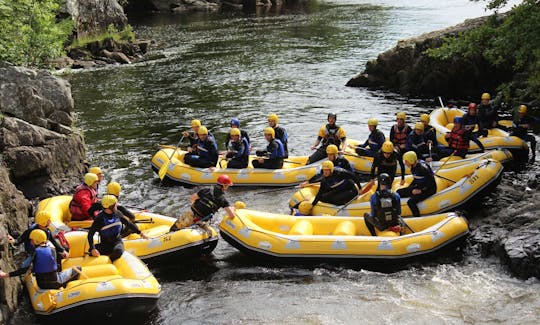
88, 202, 102, 218
267, 141, 280, 160
190, 192, 200, 204
370, 155, 379, 180
369, 194, 377, 217
78, 190, 93, 219
120, 217, 146, 239
118, 205, 136, 221
389, 127, 395, 143
5, 254, 33, 277
311, 136, 322, 150
398, 155, 406, 181
14, 228, 31, 246
87, 219, 101, 252
223, 206, 236, 220
394, 192, 402, 216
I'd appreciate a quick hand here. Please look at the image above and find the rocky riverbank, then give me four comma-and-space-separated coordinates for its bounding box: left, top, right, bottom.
346, 13, 516, 103
0, 61, 86, 322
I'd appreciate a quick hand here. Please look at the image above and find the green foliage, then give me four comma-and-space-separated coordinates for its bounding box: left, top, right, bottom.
0, 0, 73, 67
427, 0, 540, 94
70, 24, 135, 49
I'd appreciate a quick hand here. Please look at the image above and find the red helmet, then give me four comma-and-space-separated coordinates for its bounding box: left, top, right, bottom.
217, 175, 233, 186
468, 103, 477, 110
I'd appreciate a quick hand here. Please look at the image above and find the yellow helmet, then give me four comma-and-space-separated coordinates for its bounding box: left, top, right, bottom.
102, 195, 118, 209
382, 141, 394, 153
107, 182, 121, 197
84, 173, 99, 186
267, 114, 279, 123
230, 128, 241, 136
326, 145, 339, 155
234, 201, 246, 209
420, 113, 430, 123
89, 166, 103, 176
29, 229, 47, 245
414, 122, 425, 131
481, 93, 491, 100
264, 127, 275, 137
197, 126, 209, 135
403, 151, 418, 164
298, 201, 312, 215
518, 105, 527, 114
321, 160, 334, 171
191, 119, 202, 127
367, 118, 378, 126
396, 112, 406, 120
35, 211, 51, 227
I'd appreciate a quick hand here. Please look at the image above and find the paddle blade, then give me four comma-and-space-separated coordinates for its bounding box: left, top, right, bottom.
360, 182, 374, 195
158, 161, 170, 180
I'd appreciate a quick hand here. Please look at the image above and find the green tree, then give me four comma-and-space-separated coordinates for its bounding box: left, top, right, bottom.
427, 0, 540, 98
0, 0, 72, 67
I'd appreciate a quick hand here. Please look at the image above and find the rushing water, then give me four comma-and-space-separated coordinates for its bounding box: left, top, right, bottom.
12, 0, 540, 323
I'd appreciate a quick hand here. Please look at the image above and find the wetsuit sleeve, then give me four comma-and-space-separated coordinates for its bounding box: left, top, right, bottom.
14, 228, 31, 246
311, 181, 329, 206
369, 194, 377, 217
338, 127, 346, 140
120, 217, 141, 234
370, 155, 380, 179
88, 202, 103, 218
87, 218, 103, 251
394, 192, 401, 216
309, 172, 323, 183
118, 205, 136, 221
389, 127, 395, 143
398, 156, 406, 180
317, 126, 326, 138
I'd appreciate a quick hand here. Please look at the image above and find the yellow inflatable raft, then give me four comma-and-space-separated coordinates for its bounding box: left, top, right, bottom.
289, 158, 503, 217
343, 139, 512, 174
37, 195, 218, 263
429, 108, 528, 153
26, 231, 160, 319
219, 209, 468, 261
151, 146, 318, 186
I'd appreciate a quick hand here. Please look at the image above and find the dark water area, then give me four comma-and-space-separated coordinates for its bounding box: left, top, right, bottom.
11, 0, 540, 323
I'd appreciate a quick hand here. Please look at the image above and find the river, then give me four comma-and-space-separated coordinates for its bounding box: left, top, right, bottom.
12, 0, 540, 323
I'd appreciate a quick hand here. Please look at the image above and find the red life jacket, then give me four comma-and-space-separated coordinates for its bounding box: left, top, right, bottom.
448, 127, 469, 150
69, 183, 98, 221
392, 124, 410, 147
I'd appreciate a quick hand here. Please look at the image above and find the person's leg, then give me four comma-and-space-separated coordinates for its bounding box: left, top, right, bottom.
108, 241, 125, 262
227, 159, 247, 169
396, 187, 412, 198
407, 190, 434, 217
471, 133, 485, 151
263, 159, 283, 169
56, 266, 81, 287
364, 214, 378, 236
307, 148, 326, 165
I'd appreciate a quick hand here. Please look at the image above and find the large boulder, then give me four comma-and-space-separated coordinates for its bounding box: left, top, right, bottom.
0, 165, 33, 323
0, 61, 86, 322
64, 0, 128, 38
469, 173, 540, 279
0, 62, 86, 199
148, 0, 221, 12
346, 14, 512, 99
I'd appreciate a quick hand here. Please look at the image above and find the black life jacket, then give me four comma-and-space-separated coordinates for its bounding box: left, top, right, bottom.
192, 188, 220, 219
323, 124, 342, 147
374, 190, 399, 227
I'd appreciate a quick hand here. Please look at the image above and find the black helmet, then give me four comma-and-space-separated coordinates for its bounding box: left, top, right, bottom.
328, 113, 337, 120
378, 173, 392, 187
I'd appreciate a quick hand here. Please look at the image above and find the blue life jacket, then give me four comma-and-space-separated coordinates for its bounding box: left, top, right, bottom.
269, 139, 285, 159
33, 246, 57, 274
99, 214, 122, 240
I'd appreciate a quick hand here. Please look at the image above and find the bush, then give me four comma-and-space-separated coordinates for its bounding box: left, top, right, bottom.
427, 0, 540, 98
0, 0, 73, 67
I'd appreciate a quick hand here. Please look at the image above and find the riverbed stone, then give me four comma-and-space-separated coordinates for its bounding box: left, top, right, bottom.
63, 0, 128, 38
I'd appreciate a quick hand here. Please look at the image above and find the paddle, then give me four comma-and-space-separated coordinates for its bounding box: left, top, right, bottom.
73, 266, 89, 280
435, 150, 456, 174
438, 96, 450, 125
399, 217, 415, 233
134, 218, 154, 224
158, 135, 184, 180
254, 182, 320, 195
334, 181, 374, 215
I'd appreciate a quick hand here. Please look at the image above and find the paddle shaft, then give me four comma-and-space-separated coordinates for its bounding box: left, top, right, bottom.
399, 217, 415, 233
438, 96, 450, 125
158, 135, 184, 180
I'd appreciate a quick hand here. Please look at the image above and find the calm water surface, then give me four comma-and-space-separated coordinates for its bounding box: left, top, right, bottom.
12, 0, 540, 323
